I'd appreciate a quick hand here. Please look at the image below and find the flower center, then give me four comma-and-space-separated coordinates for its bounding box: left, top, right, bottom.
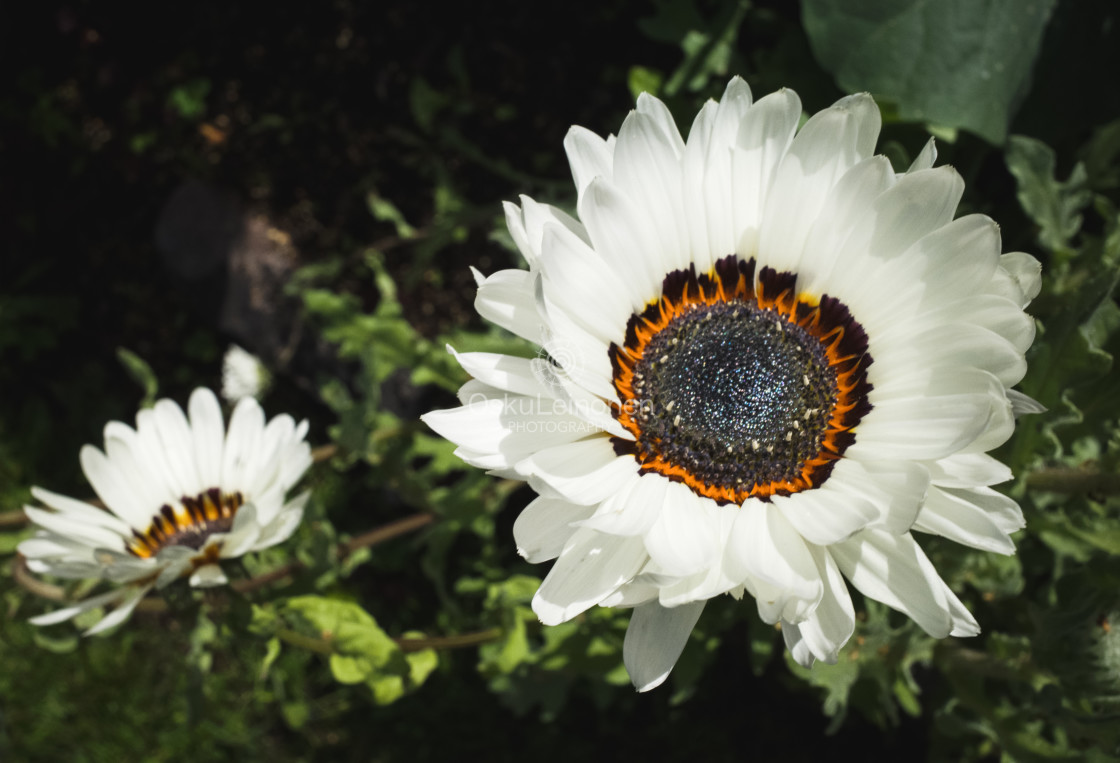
127, 488, 244, 559
609, 256, 873, 504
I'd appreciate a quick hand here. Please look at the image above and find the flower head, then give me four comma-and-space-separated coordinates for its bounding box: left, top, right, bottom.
20, 387, 312, 633
221, 343, 271, 403
422, 77, 1041, 691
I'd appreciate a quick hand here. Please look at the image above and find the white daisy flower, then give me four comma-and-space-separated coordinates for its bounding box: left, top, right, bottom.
20, 387, 312, 634
422, 78, 1042, 691
221, 343, 270, 403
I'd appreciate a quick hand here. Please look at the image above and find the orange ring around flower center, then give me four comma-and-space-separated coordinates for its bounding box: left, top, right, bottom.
127, 488, 244, 558
608, 256, 872, 505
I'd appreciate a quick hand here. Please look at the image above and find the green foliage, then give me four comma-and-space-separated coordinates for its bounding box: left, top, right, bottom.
166, 78, 211, 121
281, 596, 437, 705
636, 0, 750, 98
801, 0, 1056, 143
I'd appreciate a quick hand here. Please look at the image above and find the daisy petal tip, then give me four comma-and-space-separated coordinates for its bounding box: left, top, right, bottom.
530, 596, 569, 628
951, 621, 981, 639
189, 563, 228, 588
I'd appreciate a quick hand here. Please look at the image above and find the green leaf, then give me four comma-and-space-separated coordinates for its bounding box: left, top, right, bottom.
402, 637, 439, 687
409, 77, 447, 133
283, 596, 438, 706
627, 65, 664, 100
1006, 136, 1092, 252
116, 347, 159, 408
801, 0, 1056, 144
639, 0, 749, 96
166, 78, 211, 121
259, 637, 281, 681
367, 193, 418, 239
284, 596, 398, 684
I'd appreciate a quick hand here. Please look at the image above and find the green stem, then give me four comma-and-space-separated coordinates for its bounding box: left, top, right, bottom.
277, 627, 334, 655
1027, 466, 1120, 494
394, 628, 502, 652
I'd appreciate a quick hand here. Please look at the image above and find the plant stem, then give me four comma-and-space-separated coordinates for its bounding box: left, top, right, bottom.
1027, 466, 1120, 494
394, 628, 502, 652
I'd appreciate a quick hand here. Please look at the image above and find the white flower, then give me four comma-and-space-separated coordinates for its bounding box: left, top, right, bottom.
20, 387, 312, 633
221, 344, 269, 403
422, 77, 1042, 691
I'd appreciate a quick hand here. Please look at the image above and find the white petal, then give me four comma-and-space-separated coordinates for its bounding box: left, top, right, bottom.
217, 502, 262, 558
254, 492, 309, 550
823, 459, 930, 535
782, 545, 855, 666
1008, 389, 1046, 416
422, 396, 596, 469
579, 178, 671, 306
29, 587, 132, 626
79, 445, 150, 528
506, 196, 588, 268
189, 388, 226, 490
643, 483, 726, 577
831, 529, 961, 638
538, 222, 633, 344
760, 93, 880, 273
23, 507, 127, 551
29, 487, 134, 535
773, 484, 878, 546
907, 137, 937, 172
796, 155, 896, 292
532, 528, 648, 625
635, 91, 685, 156
612, 110, 689, 273
190, 563, 229, 588
726, 501, 822, 623
579, 471, 669, 537
996, 252, 1043, 307
623, 599, 705, 692
221, 397, 265, 491
153, 396, 203, 495
473, 269, 545, 344
513, 496, 596, 563
730, 88, 801, 253
926, 453, 1012, 488
913, 486, 1023, 554
565, 125, 614, 201
520, 437, 638, 506
851, 370, 1000, 461
83, 586, 149, 635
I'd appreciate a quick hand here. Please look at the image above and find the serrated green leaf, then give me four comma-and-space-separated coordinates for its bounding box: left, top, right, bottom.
802, 0, 1055, 144
790, 651, 861, 720
1006, 136, 1092, 252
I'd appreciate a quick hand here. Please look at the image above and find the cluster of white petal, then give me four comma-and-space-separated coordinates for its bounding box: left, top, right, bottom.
20, 388, 312, 633
423, 77, 1041, 691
